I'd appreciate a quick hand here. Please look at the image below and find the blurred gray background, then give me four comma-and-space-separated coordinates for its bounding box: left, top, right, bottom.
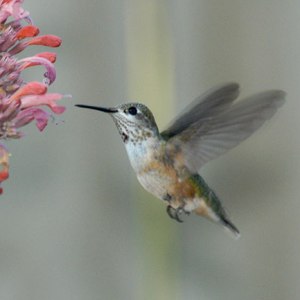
0, 0, 298, 299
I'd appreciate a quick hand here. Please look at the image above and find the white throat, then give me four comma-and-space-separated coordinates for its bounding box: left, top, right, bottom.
124, 136, 160, 173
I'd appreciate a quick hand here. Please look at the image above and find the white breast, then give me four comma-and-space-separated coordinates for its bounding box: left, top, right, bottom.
124, 139, 173, 200
125, 140, 149, 172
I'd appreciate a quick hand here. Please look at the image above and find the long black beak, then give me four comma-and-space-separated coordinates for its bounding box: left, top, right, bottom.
75, 104, 118, 113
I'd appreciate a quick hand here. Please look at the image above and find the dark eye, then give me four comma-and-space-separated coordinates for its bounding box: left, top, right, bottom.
128, 106, 137, 115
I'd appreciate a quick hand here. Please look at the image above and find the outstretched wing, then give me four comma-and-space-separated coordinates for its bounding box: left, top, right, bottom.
161, 85, 285, 173
161, 83, 240, 139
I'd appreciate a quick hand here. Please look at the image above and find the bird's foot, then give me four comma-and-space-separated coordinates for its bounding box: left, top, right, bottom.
166, 205, 190, 223
163, 193, 172, 202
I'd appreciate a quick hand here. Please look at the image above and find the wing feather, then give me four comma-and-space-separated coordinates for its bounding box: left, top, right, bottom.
164, 87, 285, 172
161, 83, 240, 139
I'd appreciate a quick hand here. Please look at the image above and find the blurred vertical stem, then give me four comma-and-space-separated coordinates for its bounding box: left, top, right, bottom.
125, 1, 179, 299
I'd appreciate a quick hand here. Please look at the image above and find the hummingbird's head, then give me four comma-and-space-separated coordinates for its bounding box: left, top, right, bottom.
76, 102, 159, 144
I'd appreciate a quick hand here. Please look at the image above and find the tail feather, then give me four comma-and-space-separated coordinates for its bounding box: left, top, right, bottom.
219, 216, 240, 239
190, 174, 240, 239
194, 200, 240, 239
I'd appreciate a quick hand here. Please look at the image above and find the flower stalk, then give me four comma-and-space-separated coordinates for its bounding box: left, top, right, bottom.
0, 0, 66, 193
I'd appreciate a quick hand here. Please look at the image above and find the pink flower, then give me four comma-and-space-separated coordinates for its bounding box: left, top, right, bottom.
0, 0, 66, 193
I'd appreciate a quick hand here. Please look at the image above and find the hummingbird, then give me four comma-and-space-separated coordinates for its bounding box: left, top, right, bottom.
76, 83, 285, 238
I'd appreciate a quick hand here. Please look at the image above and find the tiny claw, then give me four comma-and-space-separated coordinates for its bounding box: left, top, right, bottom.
166, 205, 184, 223
175, 207, 184, 222
163, 193, 172, 202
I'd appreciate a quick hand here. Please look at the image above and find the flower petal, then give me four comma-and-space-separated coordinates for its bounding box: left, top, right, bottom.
9, 34, 62, 55
16, 25, 39, 39
14, 107, 49, 131
19, 56, 56, 84
18, 52, 57, 70
9, 81, 47, 102
27, 34, 62, 47
20, 93, 65, 114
